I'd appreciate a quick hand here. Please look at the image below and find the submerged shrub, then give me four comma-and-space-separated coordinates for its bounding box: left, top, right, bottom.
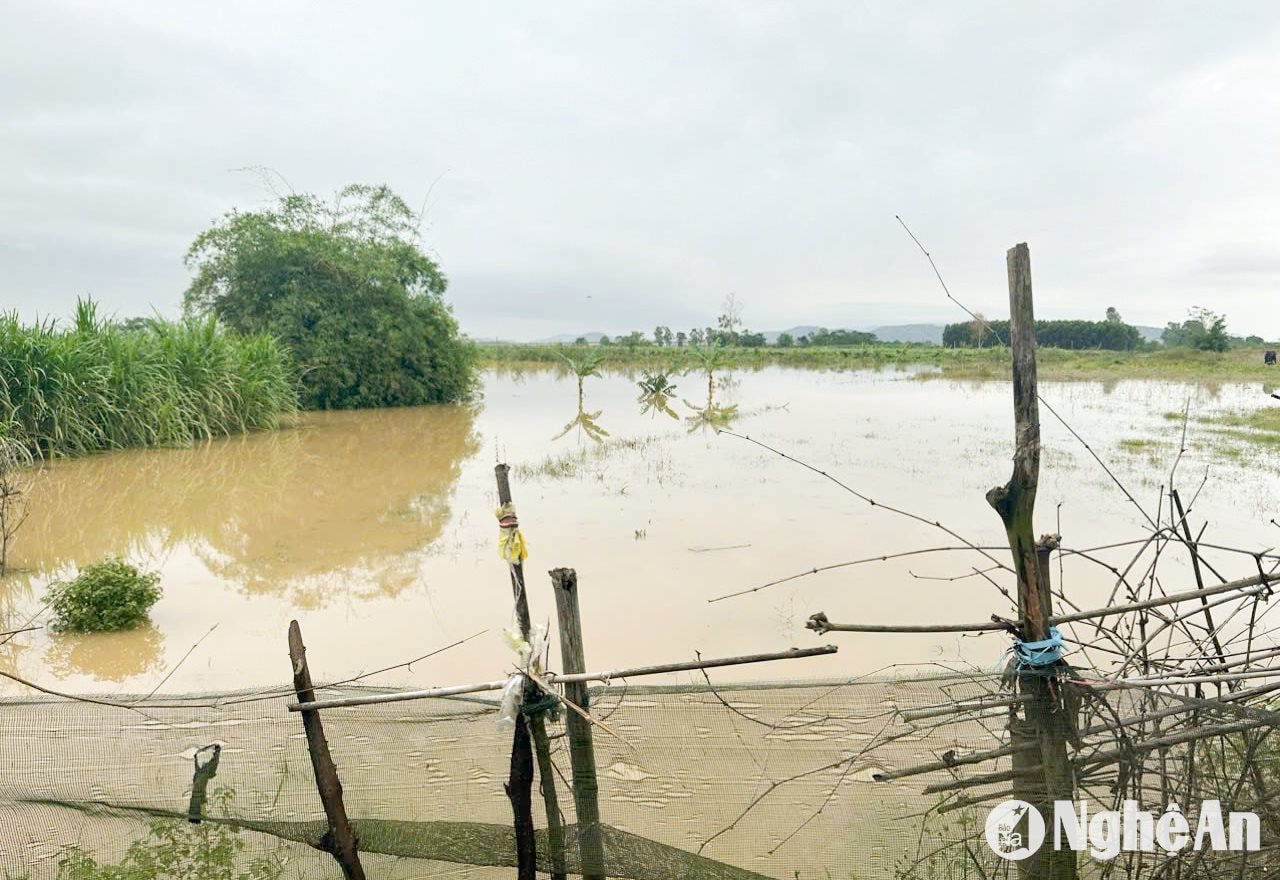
46, 558, 162, 632
184, 183, 477, 409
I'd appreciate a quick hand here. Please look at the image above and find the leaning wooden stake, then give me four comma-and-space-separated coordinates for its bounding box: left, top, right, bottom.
495, 463, 566, 880
551, 568, 607, 879
287, 620, 367, 880
987, 244, 1075, 880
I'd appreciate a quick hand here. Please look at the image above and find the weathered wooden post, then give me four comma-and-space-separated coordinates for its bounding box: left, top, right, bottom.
986, 244, 1076, 880
551, 567, 607, 878
495, 463, 567, 880
287, 620, 367, 880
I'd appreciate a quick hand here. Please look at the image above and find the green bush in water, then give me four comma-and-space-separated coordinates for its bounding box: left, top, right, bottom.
46, 558, 162, 632
184, 184, 477, 409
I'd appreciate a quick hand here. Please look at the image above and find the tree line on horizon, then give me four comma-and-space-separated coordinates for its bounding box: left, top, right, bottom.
942, 306, 1266, 352
580, 303, 1271, 352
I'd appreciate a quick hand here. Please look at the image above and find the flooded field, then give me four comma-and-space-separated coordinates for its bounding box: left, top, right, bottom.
2, 366, 1277, 695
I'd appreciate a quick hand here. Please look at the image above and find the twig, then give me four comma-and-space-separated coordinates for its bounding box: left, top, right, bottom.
335, 629, 489, 685
810, 570, 1278, 635
0, 601, 50, 647
135, 624, 219, 704
710, 546, 1008, 603
688, 543, 752, 553
715, 430, 1010, 577
807, 611, 1006, 634
0, 668, 159, 720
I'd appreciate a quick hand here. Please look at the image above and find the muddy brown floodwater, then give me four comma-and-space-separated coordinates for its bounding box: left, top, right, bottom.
1, 366, 1277, 696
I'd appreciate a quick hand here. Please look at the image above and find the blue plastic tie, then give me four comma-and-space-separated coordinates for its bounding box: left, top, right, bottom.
1014, 626, 1064, 669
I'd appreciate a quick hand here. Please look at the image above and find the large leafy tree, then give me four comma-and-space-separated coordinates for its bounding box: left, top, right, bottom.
1160, 308, 1230, 352
184, 184, 476, 409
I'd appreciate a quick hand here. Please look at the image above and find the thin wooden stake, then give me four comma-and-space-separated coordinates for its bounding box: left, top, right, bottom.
531, 721, 568, 880
288, 620, 366, 880
551, 567, 606, 879
495, 463, 565, 880
506, 715, 537, 880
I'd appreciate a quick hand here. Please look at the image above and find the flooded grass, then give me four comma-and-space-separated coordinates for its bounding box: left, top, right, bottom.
1150, 402, 1280, 459
1117, 437, 1164, 453
480, 342, 1280, 381
515, 434, 673, 483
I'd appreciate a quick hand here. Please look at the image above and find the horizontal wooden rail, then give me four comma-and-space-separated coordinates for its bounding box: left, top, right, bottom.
287, 645, 838, 712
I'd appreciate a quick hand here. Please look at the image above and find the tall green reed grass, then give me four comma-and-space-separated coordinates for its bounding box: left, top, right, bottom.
0, 299, 296, 458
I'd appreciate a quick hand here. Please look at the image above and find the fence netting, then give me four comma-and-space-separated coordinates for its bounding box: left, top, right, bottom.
3, 671, 1278, 879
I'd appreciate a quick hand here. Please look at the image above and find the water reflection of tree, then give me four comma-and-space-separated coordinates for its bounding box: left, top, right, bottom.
553, 396, 610, 444
683, 371, 739, 434
13, 405, 481, 606
44, 625, 165, 682
637, 370, 680, 421
554, 355, 610, 443
639, 391, 680, 421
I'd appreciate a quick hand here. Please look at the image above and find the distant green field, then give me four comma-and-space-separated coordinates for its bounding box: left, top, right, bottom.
477, 342, 1280, 382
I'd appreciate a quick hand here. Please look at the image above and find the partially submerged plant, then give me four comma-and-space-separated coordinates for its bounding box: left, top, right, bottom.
559, 349, 606, 400
687, 341, 725, 374
45, 557, 162, 632
682, 364, 738, 433
636, 371, 677, 396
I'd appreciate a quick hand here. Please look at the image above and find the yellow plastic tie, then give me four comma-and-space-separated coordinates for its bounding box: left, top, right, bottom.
496, 503, 529, 563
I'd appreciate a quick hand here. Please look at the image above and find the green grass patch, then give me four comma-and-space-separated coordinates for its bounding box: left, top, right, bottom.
1213, 407, 1280, 434
1118, 437, 1163, 453
1145, 403, 1280, 461
478, 342, 1279, 382
1218, 428, 1280, 450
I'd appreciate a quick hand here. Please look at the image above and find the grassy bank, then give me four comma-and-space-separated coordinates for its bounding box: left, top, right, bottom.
0, 301, 295, 458
478, 341, 1280, 382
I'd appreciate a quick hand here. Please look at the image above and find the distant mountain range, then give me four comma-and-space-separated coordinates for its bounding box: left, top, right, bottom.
532, 323, 1167, 345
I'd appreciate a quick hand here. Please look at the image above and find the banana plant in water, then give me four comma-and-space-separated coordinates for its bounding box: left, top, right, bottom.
637, 370, 680, 420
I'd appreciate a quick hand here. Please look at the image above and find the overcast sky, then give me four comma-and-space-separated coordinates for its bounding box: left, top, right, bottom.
3, 1, 1279, 340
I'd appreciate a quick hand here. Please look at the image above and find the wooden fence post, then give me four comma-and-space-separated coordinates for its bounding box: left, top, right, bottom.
987, 244, 1076, 880
551, 568, 607, 879
288, 620, 367, 880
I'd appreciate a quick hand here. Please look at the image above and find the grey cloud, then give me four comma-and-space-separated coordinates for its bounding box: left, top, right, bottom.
2, 1, 1279, 339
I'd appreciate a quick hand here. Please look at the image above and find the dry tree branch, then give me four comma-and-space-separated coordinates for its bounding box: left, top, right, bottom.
696, 713, 899, 856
